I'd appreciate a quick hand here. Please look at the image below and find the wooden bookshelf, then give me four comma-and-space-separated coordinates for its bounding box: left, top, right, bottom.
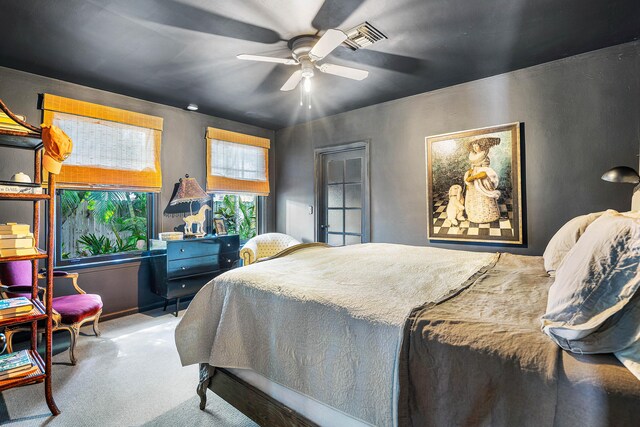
0, 99, 59, 415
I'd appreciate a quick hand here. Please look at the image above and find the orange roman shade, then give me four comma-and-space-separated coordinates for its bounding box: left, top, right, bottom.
41, 94, 163, 191
206, 127, 270, 196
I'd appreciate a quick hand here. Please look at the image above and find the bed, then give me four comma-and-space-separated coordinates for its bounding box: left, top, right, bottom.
175, 241, 640, 426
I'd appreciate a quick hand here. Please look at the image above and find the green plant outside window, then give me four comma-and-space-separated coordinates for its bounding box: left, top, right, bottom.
212, 194, 257, 242
59, 190, 150, 260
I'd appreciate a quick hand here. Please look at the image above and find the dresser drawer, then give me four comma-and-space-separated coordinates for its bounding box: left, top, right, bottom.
167, 239, 220, 260
166, 273, 216, 299
219, 251, 239, 270
168, 255, 219, 279
217, 235, 240, 252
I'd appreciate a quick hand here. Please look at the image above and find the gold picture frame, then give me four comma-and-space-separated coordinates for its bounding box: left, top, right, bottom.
426, 122, 523, 244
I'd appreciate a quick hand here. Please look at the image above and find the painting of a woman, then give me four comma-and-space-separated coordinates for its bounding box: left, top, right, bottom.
463, 137, 501, 223
426, 122, 522, 244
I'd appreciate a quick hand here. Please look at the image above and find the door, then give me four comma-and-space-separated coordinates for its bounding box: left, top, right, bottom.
316, 143, 369, 246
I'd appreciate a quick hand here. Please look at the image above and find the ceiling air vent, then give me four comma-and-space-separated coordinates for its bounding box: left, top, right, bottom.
343, 22, 387, 50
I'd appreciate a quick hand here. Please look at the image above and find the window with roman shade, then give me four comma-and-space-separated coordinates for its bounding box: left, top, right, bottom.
41, 94, 163, 191
206, 127, 270, 196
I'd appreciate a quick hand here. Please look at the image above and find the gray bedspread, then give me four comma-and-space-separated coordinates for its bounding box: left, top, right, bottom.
398, 253, 640, 427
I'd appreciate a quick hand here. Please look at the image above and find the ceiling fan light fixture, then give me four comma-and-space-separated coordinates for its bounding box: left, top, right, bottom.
303, 77, 312, 93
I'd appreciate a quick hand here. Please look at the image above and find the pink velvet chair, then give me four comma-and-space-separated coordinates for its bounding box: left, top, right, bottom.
0, 261, 103, 365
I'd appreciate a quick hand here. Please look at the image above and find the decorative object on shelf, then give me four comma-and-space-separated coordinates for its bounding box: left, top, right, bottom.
0, 333, 5, 354
426, 122, 523, 244
158, 232, 184, 241
184, 205, 211, 238
41, 124, 73, 174
10, 172, 31, 183
214, 218, 228, 236
166, 174, 210, 237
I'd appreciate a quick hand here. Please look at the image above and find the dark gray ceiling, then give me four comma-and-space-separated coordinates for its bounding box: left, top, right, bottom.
0, 0, 638, 129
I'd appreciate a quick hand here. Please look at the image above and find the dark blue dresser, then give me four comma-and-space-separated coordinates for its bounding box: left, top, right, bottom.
149, 235, 240, 315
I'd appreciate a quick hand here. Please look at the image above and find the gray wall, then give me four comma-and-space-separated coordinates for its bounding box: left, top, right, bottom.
275, 41, 640, 255
0, 66, 275, 317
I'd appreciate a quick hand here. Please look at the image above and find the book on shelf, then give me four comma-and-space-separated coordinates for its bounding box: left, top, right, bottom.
0, 247, 38, 257
0, 237, 35, 249
0, 112, 31, 135
0, 350, 37, 381
0, 350, 32, 373
0, 364, 39, 381
0, 223, 31, 234
0, 184, 43, 195
0, 297, 34, 316
0, 232, 33, 240
0, 306, 39, 320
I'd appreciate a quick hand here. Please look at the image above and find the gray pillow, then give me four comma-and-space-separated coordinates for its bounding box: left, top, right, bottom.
541, 211, 640, 379
542, 211, 606, 274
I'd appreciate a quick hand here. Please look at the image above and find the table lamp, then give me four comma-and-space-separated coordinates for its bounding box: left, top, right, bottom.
601, 166, 640, 211
166, 174, 210, 237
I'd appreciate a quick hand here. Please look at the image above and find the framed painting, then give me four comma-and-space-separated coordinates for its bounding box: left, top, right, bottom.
426, 122, 523, 244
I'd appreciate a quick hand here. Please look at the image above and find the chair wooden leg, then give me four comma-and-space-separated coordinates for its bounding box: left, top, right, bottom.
92, 310, 102, 337
68, 325, 79, 365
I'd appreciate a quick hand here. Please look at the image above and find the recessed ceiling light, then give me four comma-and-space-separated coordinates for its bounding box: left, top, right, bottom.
186, 103, 198, 111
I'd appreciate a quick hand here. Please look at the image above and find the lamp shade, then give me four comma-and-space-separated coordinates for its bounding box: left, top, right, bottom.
601, 166, 640, 184
170, 175, 209, 205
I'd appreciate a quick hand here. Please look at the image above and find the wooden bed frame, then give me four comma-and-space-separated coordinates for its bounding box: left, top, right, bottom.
198, 368, 319, 427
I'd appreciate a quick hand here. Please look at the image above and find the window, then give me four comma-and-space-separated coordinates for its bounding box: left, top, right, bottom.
206, 127, 270, 196
57, 190, 153, 265
42, 93, 164, 191
212, 194, 258, 242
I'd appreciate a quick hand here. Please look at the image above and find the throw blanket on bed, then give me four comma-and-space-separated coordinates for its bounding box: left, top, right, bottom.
175, 243, 497, 426
398, 253, 640, 427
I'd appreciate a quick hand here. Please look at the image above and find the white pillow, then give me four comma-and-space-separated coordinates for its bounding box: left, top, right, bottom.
541, 211, 640, 379
543, 211, 606, 274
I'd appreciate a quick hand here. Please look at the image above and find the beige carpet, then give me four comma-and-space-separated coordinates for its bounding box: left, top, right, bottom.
0, 308, 258, 427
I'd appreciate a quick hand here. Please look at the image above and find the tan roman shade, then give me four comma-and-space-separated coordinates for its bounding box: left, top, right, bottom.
206, 127, 270, 196
41, 94, 163, 191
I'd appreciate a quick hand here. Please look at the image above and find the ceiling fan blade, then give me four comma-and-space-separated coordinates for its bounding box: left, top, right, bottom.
311, 0, 366, 31
309, 29, 348, 60
106, 0, 282, 44
281, 70, 303, 91
316, 63, 368, 80
237, 54, 298, 65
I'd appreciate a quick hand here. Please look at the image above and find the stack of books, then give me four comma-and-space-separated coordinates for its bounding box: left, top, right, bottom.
0, 223, 37, 257
0, 350, 38, 381
0, 297, 35, 320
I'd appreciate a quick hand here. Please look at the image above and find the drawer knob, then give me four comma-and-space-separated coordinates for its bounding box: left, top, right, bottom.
181, 284, 186, 288
181, 266, 186, 270
180, 248, 185, 253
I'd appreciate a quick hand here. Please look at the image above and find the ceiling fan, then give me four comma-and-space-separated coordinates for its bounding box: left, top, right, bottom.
237, 29, 370, 95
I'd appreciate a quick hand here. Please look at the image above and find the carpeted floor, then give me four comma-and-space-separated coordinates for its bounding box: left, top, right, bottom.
0, 308, 258, 427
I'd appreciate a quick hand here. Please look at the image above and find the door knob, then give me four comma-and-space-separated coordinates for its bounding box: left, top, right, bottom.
320, 224, 329, 229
